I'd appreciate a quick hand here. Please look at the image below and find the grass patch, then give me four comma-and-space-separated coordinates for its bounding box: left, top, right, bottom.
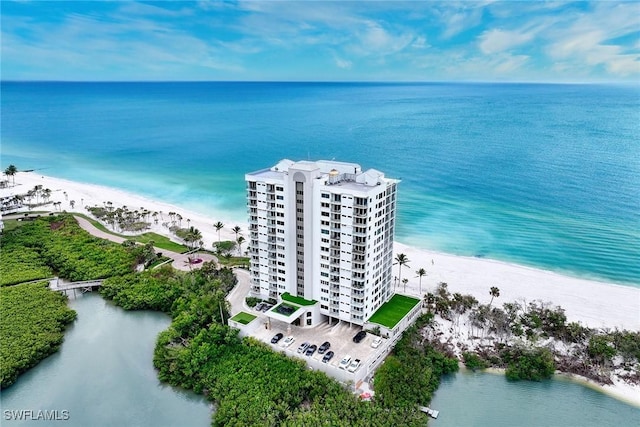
1, 219, 24, 233
368, 294, 420, 329
281, 292, 317, 306
73, 213, 188, 253
217, 256, 249, 268
230, 312, 257, 325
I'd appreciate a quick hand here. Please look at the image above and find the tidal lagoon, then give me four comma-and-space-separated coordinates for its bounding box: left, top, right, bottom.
0, 294, 211, 427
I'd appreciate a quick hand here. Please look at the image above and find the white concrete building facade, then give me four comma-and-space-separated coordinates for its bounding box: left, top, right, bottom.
245, 159, 399, 327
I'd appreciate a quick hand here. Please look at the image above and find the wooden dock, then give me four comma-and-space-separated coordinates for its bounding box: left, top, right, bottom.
418, 406, 439, 419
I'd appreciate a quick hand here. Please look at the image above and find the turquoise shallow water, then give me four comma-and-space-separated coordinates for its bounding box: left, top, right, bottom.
2, 82, 639, 285
430, 370, 640, 427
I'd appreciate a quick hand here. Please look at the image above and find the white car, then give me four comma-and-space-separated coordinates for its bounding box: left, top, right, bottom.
347, 359, 361, 373
371, 336, 382, 348
338, 355, 352, 369
282, 336, 295, 348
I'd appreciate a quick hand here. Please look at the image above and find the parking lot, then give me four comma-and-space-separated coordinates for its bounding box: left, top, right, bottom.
246, 308, 390, 383
228, 273, 392, 387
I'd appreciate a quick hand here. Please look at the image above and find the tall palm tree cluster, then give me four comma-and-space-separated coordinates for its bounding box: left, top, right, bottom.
3, 164, 17, 186
181, 226, 203, 251
393, 253, 430, 295
211, 222, 246, 256
87, 203, 154, 233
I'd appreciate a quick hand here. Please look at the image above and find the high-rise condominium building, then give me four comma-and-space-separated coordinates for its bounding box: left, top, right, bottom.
245, 159, 399, 327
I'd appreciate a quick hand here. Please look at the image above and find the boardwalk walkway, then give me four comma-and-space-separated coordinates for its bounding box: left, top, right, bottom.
49, 278, 103, 295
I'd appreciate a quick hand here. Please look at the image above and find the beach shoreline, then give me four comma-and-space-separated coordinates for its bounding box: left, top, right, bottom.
3, 171, 639, 405
479, 367, 640, 408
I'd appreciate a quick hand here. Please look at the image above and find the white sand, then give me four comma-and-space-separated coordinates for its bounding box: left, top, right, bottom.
4, 171, 639, 404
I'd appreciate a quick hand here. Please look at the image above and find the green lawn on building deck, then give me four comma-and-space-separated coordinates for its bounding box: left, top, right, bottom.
281, 292, 317, 306
368, 294, 420, 329
230, 312, 257, 325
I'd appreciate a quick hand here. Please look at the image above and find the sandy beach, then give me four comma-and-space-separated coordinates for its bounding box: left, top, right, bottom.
3, 171, 639, 405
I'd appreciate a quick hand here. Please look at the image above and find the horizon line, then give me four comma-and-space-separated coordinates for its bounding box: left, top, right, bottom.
2, 79, 637, 86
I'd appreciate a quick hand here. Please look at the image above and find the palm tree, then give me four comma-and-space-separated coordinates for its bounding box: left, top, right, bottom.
176, 214, 182, 227
213, 221, 224, 242
4, 164, 17, 185
232, 225, 241, 242
415, 268, 427, 295
393, 253, 410, 286
402, 278, 408, 293
489, 286, 500, 307
41, 188, 51, 203
237, 236, 246, 255
70, 200, 76, 209
184, 226, 203, 251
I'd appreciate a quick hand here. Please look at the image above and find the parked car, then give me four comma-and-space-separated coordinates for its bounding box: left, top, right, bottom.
347, 358, 361, 373
318, 341, 331, 354
271, 333, 284, 344
338, 355, 352, 369
282, 336, 295, 347
371, 336, 382, 348
255, 302, 265, 311
305, 344, 318, 356
297, 341, 310, 354
353, 330, 367, 343
322, 351, 335, 363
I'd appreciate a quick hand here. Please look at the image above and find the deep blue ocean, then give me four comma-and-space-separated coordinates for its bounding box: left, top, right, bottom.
2, 81, 639, 286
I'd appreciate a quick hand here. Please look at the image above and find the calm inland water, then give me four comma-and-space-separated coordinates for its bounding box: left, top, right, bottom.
2, 294, 639, 427
0, 294, 211, 427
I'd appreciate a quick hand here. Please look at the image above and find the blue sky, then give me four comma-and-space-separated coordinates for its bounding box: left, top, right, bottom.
2, 1, 639, 82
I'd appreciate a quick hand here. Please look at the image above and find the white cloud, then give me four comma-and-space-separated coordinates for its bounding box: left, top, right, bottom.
544, 2, 640, 77
411, 36, 429, 49
479, 29, 534, 54
334, 56, 352, 70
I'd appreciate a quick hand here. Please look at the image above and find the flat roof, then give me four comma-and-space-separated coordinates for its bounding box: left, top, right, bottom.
230, 311, 257, 325
281, 292, 317, 306
367, 294, 421, 329
264, 303, 306, 324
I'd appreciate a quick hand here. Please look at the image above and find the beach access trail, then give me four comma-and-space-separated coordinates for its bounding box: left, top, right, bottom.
72, 215, 217, 272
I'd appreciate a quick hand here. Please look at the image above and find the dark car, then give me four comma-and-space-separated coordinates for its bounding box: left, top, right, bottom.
305, 344, 318, 356
353, 330, 367, 343
318, 341, 331, 354
270, 333, 284, 344
322, 351, 334, 363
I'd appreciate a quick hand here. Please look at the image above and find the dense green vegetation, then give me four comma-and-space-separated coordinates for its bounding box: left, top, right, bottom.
245, 296, 263, 308
0, 245, 53, 286
0, 282, 77, 389
462, 352, 489, 371
374, 314, 459, 409
101, 265, 436, 426
503, 346, 556, 381
1, 215, 137, 283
